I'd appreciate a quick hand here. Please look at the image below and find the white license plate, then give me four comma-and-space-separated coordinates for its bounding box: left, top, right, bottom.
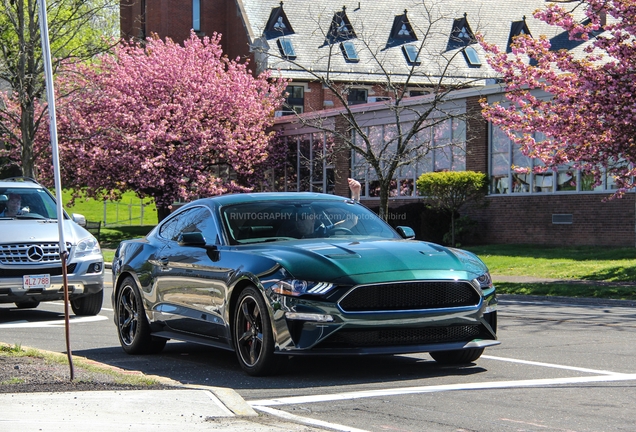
22, 274, 51, 290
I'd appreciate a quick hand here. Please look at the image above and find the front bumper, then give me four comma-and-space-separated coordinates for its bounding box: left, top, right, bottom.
267, 287, 498, 355
0, 263, 104, 304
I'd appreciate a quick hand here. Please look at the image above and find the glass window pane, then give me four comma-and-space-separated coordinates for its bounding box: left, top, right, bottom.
192, 0, 200, 31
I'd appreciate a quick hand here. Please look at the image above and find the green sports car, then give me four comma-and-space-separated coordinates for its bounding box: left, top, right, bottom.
112, 192, 498, 376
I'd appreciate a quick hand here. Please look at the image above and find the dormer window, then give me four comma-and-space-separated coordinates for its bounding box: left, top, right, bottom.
327, 7, 356, 44
448, 13, 476, 50
277, 37, 297, 59
507, 17, 532, 52
388, 10, 417, 45
402, 44, 421, 65
341, 40, 359, 62
265, 2, 295, 39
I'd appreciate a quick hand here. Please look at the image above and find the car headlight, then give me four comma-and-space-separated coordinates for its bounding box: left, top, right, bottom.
74, 236, 101, 258
476, 272, 493, 289
271, 280, 335, 297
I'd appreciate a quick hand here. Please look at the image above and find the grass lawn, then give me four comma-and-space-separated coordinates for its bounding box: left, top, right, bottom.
62, 190, 157, 227
465, 244, 636, 301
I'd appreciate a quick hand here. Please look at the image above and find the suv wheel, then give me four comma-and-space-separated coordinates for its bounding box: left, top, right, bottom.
71, 290, 103, 316
15, 299, 40, 309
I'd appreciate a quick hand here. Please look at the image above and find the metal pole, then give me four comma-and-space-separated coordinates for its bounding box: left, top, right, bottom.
37, 0, 74, 380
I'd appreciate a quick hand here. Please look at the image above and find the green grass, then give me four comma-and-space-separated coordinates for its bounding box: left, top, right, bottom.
465, 244, 636, 282
465, 244, 636, 301
62, 190, 157, 227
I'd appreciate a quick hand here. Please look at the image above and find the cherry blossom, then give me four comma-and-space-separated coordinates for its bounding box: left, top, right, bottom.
480, 0, 636, 195
48, 31, 286, 220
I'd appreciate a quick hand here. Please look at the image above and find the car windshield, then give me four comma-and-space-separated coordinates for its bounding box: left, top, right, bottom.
0, 187, 59, 220
221, 200, 400, 245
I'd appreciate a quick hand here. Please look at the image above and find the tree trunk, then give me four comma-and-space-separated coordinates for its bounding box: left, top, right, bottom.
156, 204, 172, 222
20, 101, 35, 179
451, 211, 455, 247
378, 181, 390, 221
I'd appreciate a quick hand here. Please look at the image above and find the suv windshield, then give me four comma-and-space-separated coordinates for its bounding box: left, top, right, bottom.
0, 187, 60, 219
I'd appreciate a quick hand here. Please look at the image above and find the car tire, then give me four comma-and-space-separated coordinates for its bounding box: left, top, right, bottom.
116, 276, 166, 355
233, 286, 279, 376
70, 290, 103, 316
15, 299, 40, 309
430, 348, 484, 365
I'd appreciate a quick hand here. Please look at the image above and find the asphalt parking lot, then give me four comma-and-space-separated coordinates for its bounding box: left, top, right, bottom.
1, 290, 635, 431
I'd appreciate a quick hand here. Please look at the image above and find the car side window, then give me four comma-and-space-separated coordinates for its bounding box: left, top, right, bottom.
159, 206, 219, 244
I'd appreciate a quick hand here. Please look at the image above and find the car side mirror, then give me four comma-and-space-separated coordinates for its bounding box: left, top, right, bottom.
72, 213, 87, 227
396, 226, 415, 240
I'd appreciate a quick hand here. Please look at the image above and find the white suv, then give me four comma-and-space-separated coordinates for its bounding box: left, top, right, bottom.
0, 178, 104, 315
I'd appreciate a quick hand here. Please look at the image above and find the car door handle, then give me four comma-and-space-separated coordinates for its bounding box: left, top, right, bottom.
159, 257, 169, 267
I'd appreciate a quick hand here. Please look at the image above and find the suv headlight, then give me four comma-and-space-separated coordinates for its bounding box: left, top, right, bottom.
271, 280, 335, 297
74, 236, 101, 258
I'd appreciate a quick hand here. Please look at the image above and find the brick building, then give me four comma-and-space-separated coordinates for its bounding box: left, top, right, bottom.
120, 0, 635, 247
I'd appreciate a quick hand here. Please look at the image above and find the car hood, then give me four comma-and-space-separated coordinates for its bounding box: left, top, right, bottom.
0, 219, 90, 244
242, 238, 488, 284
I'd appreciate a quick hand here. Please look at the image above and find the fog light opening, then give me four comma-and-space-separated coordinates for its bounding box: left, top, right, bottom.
285, 312, 334, 322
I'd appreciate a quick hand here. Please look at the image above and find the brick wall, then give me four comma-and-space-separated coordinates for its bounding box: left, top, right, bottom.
465, 96, 488, 173
465, 193, 635, 247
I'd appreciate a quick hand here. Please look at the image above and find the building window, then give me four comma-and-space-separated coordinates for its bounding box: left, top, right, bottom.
282, 85, 304, 115
463, 46, 481, 66
192, 0, 201, 32
347, 88, 368, 105
277, 37, 297, 59
489, 124, 622, 194
352, 118, 466, 198
341, 41, 359, 62
272, 133, 334, 193
402, 44, 421, 65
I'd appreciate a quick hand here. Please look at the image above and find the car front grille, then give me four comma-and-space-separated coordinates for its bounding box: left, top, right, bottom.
0, 243, 72, 265
0, 263, 78, 277
315, 325, 482, 349
338, 281, 481, 312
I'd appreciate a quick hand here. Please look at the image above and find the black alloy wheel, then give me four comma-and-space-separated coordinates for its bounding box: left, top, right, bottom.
233, 286, 278, 376
116, 276, 166, 354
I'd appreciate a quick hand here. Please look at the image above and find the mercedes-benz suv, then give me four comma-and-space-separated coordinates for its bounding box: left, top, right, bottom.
0, 177, 104, 315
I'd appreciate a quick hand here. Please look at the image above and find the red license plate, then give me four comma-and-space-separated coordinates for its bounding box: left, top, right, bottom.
22, 274, 51, 290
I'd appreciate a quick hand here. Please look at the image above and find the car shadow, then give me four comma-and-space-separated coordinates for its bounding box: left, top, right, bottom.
73, 341, 488, 391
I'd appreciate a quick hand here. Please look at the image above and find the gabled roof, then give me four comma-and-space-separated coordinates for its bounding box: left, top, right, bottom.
447, 13, 476, 51
386, 10, 417, 48
507, 16, 532, 52
239, 0, 601, 85
325, 7, 357, 45
264, 2, 295, 38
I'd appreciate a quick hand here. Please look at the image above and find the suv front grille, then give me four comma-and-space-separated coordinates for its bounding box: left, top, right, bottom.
338, 281, 481, 312
0, 263, 78, 277
0, 243, 72, 265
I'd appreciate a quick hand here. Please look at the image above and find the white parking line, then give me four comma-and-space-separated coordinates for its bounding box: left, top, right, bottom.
481, 355, 620, 375
249, 354, 635, 408
248, 373, 636, 407
253, 405, 370, 432
0, 315, 107, 328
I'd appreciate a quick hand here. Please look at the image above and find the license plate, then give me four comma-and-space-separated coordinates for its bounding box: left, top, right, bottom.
22, 274, 51, 290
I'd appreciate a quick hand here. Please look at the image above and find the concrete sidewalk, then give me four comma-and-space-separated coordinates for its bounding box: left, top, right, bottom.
0, 386, 329, 431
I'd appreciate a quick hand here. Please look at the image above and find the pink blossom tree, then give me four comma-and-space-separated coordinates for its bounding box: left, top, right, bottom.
51, 32, 286, 221
480, 0, 636, 195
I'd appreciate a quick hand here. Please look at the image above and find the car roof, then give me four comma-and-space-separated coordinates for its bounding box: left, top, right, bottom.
192, 192, 352, 207
0, 178, 44, 189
